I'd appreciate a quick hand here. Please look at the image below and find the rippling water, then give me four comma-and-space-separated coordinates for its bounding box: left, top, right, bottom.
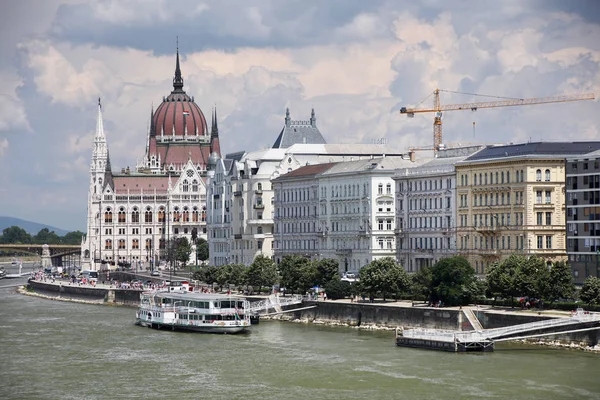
1, 287, 599, 399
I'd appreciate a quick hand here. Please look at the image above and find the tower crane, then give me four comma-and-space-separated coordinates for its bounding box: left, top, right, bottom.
400, 89, 595, 155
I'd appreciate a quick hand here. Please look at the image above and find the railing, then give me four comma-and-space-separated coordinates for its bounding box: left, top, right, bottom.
246, 294, 303, 314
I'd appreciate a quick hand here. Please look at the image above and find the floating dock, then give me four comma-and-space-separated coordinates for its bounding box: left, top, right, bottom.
396, 308, 600, 352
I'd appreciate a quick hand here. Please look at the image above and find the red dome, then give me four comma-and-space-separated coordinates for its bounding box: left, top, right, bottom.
153, 94, 207, 137
152, 48, 208, 137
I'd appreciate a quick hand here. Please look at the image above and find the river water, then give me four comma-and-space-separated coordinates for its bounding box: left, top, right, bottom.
1, 286, 599, 400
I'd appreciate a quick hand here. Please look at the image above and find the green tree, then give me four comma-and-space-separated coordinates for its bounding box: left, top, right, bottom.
246, 255, 278, 294
542, 261, 575, 303
410, 265, 432, 301
279, 255, 310, 295
359, 257, 410, 302
193, 265, 219, 285
515, 255, 546, 300
315, 258, 339, 287
485, 254, 523, 303
580, 277, 600, 305
196, 237, 209, 264
33, 228, 61, 244
174, 237, 192, 269
324, 278, 352, 300
0, 226, 32, 244
62, 231, 85, 245
430, 256, 480, 307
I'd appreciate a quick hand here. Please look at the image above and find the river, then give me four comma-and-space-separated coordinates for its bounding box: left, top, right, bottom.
1, 286, 599, 399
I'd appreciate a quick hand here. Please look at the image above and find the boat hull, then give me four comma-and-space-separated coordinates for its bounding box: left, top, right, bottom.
135, 318, 249, 334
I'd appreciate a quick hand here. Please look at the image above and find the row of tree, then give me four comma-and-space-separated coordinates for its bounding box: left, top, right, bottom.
0, 226, 84, 246
191, 252, 598, 307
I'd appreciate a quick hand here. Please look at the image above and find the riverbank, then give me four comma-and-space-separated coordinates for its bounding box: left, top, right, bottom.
19, 279, 600, 352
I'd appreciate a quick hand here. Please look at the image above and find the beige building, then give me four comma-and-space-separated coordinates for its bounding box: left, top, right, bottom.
454, 142, 600, 275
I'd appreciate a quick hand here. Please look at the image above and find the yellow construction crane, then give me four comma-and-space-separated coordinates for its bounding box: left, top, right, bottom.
400, 89, 595, 154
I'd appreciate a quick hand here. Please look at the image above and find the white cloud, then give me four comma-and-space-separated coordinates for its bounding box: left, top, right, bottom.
0, 138, 8, 156
0, 71, 30, 132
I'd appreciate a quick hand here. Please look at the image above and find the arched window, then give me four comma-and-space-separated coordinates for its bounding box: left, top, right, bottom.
386, 183, 392, 194
536, 169, 542, 182
132, 239, 139, 249
201, 206, 206, 222
520, 170, 524, 182
192, 206, 199, 222
173, 207, 181, 222
145, 238, 152, 250
378, 183, 383, 194
257, 182, 262, 191
183, 206, 190, 222
118, 208, 126, 224
105, 239, 112, 250
104, 208, 113, 224
545, 169, 550, 182
182, 179, 189, 192
118, 239, 126, 249
145, 207, 153, 223
192, 179, 198, 192
158, 207, 165, 223
131, 207, 140, 224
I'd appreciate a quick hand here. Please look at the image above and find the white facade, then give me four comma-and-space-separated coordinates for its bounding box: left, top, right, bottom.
273, 157, 415, 274
81, 103, 210, 271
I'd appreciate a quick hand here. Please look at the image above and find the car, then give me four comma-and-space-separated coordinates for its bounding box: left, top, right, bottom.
151, 270, 161, 277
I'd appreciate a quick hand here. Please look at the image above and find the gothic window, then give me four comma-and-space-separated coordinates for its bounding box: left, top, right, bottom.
182, 179, 189, 192
158, 207, 165, 223
105, 239, 112, 250
145, 207, 153, 223
192, 206, 199, 222
132, 239, 139, 249
131, 208, 140, 224
118, 208, 126, 224
192, 179, 198, 192
202, 206, 206, 222
173, 207, 181, 222
104, 208, 113, 224
118, 239, 126, 249
145, 238, 152, 250
183, 206, 190, 222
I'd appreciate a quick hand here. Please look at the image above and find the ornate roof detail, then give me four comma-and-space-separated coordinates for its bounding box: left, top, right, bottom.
272, 108, 327, 148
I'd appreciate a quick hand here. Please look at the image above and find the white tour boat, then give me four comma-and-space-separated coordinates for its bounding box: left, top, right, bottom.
135, 289, 251, 334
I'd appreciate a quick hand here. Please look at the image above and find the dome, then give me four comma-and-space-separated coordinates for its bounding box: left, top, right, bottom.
152, 48, 208, 137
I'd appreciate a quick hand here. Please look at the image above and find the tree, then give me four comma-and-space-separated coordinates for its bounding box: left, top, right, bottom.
62, 231, 85, 245
410, 265, 432, 301
246, 255, 278, 294
324, 278, 352, 300
0, 226, 31, 244
33, 228, 61, 244
580, 277, 600, 305
279, 255, 310, 295
314, 258, 339, 287
196, 237, 209, 264
174, 237, 192, 268
359, 257, 410, 301
485, 254, 523, 303
430, 256, 480, 307
542, 261, 575, 303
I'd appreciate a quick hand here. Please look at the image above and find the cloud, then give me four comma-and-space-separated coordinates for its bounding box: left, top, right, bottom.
0, 71, 30, 132
0, 138, 8, 156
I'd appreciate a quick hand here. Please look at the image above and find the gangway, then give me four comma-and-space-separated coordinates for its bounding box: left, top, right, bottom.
397, 308, 600, 352
246, 294, 304, 315
463, 309, 483, 331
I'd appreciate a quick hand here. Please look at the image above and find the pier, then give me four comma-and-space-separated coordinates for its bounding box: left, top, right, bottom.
396, 308, 600, 352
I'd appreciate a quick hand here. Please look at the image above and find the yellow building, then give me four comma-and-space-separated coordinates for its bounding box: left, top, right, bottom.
453, 142, 600, 275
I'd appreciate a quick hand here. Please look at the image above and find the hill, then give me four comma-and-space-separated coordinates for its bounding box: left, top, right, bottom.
0, 216, 70, 236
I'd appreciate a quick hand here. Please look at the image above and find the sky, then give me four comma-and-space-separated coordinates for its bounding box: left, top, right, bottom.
0, 0, 599, 232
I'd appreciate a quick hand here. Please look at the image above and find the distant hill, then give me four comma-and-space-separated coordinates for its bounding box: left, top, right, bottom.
0, 216, 70, 236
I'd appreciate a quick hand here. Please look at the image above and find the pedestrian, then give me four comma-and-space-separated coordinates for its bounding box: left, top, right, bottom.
323, 292, 327, 301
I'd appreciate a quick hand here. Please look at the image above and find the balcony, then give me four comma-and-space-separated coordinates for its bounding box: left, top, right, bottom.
475, 226, 498, 235
233, 191, 242, 197
335, 248, 352, 255
234, 234, 242, 239
534, 202, 554, 209
254, 204, 265, 209
247, 218, 274, 225
213, 194, 220, 199
255, 189, 263, 194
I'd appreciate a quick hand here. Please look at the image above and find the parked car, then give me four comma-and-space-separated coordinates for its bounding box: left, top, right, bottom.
151, 270, 161, 277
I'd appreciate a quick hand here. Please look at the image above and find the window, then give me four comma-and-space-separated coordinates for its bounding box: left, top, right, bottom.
537, 236, 543, 249
105, 239, 112, 250
545, 191, 551, 204
537, 212, 543, 225
118, 208, 126, 224
536, 169, 542, 182
536, 191, 542, 204
145, 208, 153, 223
546, 235, 552, 249
378, 184, 383, 194
386, 183, 392, 194
132, 239, 139, 249
545, 169, 550, 182
145, 238, 152, 250
104, 209, 113, 223
131, 208, 140, 223
182, 179, 189, 192
546, 212, 552, 225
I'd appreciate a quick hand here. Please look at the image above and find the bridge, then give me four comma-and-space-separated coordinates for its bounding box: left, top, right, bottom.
0, 244, 80, 266
396, 308, 600, 352
247, 294, 306, 315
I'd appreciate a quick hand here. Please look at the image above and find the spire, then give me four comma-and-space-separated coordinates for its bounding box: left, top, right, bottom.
211, 106, 219, 138
285, 107, 291, 127
149, 104, 155, 137
310, 108, 316, 127
173, 37, 184, 92
95, 97, 105, 138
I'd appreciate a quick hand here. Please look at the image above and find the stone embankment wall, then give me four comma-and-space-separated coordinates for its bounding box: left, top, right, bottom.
28, 280, 140, 306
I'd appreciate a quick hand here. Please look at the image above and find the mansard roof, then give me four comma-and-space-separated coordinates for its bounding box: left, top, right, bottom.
463, 141, 600, 163
272, 108, 326, 148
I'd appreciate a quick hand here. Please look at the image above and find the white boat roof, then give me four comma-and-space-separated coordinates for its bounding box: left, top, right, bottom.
144, 290, 245, 301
